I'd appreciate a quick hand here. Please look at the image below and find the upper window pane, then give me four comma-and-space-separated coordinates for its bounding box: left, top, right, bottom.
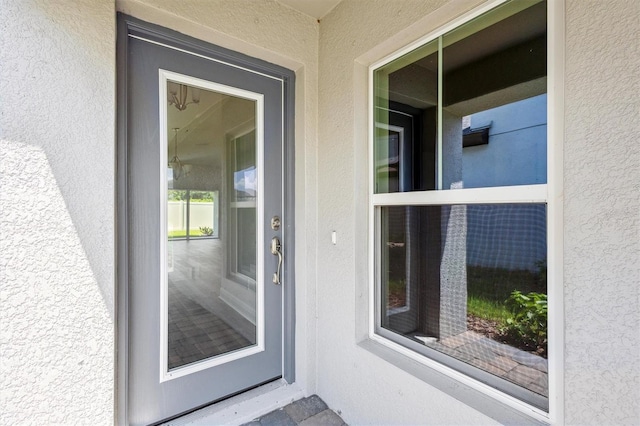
442, 0, 547, 189
373, 0, 547, 193
374, 40, 438, 193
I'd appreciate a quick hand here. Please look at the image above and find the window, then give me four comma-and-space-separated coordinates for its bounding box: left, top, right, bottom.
228, 129, 258, 281
167, 189, 219, 239
371, 0, 550, 413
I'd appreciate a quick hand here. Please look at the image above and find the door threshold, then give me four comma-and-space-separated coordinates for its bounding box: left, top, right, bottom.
161, 380, 304, 426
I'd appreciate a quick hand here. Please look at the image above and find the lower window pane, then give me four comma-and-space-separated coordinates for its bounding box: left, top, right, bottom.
378, 204, 548, 408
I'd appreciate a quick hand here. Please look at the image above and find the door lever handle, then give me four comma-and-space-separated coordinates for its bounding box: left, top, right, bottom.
270, 236, 283, 285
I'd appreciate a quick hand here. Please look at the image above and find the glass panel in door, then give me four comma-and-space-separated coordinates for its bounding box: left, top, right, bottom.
165, 78, 260, 373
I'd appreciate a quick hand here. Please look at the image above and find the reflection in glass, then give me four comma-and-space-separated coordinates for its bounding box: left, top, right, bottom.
374, 39, 438, 193
379, 204, 548, 406
374, 1, 547, 192
189, 190, 216, 237
442, 0, 547, 189
167, 190, 217, 239
166, 79, 258, 370
229, 130, 257, 281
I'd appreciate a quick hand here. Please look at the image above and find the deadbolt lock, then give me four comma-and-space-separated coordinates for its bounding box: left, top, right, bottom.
271, 216, 281, 231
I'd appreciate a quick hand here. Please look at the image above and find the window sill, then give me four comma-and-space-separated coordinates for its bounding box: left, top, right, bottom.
357, 336, 549, 425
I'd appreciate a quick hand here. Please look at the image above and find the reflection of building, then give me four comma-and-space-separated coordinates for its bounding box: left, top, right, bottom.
464, 95, 548, 271
381, 98, 548, 339
463, 95, 547, 189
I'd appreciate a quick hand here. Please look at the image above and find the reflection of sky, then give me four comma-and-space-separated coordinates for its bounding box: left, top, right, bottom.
234, 166, 256, 197
167, 167, 174, 189
375, 133, 399, 166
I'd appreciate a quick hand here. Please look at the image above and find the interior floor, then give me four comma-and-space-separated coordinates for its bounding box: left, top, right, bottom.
168, 238, 256, 370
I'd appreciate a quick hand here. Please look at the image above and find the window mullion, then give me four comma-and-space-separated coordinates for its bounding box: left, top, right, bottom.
372, 184, 547, 206
437, 35, 443, 191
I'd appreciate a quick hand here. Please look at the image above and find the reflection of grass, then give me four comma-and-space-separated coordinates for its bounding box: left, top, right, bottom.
168, 229, 209, 238
387, 279, 406, 308
388, 279, 406, 294
468, 296, 511, 322
467, 266, 544, 322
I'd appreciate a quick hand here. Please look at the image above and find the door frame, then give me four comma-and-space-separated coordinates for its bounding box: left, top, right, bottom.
116, 14, 296, 424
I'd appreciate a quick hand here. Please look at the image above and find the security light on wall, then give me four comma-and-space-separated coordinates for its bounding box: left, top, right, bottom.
167, 81, 201, 111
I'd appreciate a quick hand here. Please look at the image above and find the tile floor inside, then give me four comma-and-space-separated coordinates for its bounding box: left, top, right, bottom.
168, 238, 256, 369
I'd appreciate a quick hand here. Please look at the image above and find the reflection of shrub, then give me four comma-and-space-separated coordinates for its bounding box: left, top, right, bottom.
500, 291, 547, 357
387, 279, 407, 308
535, 258, 547, 288
199, 226, 213, 236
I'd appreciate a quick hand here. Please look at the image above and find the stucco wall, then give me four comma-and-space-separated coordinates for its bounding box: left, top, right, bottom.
564, 0, 640, 423
2, 0, 638, 424
0, 0, 115, 424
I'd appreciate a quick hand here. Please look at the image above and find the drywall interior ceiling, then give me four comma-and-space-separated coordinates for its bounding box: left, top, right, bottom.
277, 0, 342, 19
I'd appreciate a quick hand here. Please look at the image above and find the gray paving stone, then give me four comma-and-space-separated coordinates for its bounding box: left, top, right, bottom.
245, 396, 346, 426
439, 331, 483, 349
258, 408, 297, 426
504, 364, 547, 388
298, 409, 346, 426
511, 351, 548, 373
429, 343, 476, 363
487, 355, 519, 372
455, 341, 499, 361
469, 357, 508, 376
475, 337, 522, 357
284, 395, 328, 423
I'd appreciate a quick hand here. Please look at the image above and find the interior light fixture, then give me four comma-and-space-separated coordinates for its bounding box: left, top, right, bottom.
167, 81, 201, 111
169, 128, 184, 180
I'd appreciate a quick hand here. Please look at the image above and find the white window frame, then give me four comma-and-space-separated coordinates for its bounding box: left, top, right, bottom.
367, 0, 564, 423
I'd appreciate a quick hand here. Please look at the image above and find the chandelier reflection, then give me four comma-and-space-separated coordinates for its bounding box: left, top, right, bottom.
168, 128, 191, 181
167, 81, 201, 111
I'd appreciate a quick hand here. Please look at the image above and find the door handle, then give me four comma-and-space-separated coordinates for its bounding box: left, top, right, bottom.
270, 236, 283, 285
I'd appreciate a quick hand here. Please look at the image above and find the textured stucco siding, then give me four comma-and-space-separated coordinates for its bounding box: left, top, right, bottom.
564, 0, 640, 424
0, 0, 115, 424
1, 0, 638, 424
